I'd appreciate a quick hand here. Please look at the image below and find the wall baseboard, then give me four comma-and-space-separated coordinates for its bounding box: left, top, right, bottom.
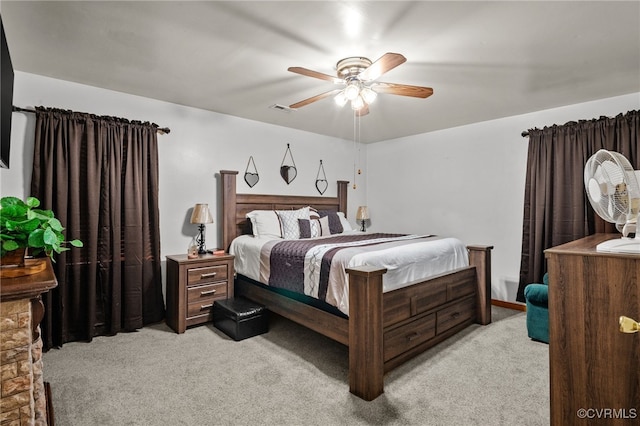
491, 299, 526, 311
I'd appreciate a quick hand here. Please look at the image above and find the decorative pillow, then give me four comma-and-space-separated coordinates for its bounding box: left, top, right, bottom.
246, 210, 282, 239
310, 218, 321, 237
309, 206, 320, 219
318, 210, 344, 234
317, 215, 331, 236
298, 219, 311, 239
336, 212, 353, 232
276, 207, 310, 239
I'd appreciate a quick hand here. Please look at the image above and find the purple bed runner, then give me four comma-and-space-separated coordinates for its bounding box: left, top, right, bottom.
268, 233, 405, 300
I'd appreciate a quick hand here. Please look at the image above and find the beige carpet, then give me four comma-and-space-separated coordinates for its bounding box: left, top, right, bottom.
43, 307, 549, 425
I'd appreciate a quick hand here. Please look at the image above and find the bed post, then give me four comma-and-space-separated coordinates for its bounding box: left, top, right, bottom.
467, 245, 493, 325
220, 170, 238, 252
346, 265, 387, 401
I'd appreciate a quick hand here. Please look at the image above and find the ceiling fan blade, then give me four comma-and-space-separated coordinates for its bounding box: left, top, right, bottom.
289, 89, 342, 109
373, 82, 434, 98
288, 67, 343, 84
358, 52, 407, 81
356, 105, 370, 117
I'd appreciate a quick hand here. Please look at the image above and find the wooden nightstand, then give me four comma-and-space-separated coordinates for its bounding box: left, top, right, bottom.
165, 253, 234, 333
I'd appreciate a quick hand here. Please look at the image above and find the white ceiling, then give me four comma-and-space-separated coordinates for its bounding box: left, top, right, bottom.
2, 1, 639, 143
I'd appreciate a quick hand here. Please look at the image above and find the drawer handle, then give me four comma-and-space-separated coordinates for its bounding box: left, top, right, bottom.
407, 332, 421, 341
200, 303, 214, 310
619, 316, 639, 333
451, 312, 460, 319
200, 289, 217, 296
200, 272, 217, 279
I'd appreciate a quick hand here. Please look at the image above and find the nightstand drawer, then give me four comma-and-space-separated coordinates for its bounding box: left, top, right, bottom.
187, 264, 228, 284
187, 298, 218, 319
187, 282, 227, 303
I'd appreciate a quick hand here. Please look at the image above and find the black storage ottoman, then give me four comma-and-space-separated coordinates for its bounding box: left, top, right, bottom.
213, 297, 269, 341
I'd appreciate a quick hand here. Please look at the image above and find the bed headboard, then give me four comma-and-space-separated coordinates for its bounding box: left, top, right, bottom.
220, 170, 349, 251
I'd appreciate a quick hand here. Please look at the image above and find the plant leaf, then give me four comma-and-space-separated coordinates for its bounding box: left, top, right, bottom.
69, 239, 83, 247
26, 197, 40, 208
27, 229, 45, 248
48, 218, 64, 232
21, 218, 41, 232
30, 209, 54, 220
2, 240, 19, 251
43, 227, 58, 246
1, 204, 28, 219
0, 197, 23, 209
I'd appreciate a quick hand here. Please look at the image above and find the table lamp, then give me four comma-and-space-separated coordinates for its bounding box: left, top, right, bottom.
356, 206, 369, 232
190, 203, 214, 254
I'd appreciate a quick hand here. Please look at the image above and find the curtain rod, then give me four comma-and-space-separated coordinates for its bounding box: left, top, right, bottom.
521, 131, 529, 137
12, 105, 171, 134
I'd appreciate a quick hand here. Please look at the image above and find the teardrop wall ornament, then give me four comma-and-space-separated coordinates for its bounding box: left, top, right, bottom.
280, 143, 297, 184
315, 159, 328, 195
244, 156, 259, 188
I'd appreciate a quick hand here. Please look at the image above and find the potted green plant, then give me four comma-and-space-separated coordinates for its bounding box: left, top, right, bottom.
0, 196, 83, 265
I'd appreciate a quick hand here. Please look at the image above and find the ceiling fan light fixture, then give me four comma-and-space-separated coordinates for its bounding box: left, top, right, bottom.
351, 95, 365, 111
344, 83, 360, 101
334, 90, 348, 107
360, 86, 377, 104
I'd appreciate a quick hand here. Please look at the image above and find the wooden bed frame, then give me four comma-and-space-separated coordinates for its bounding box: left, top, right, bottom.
220, 170, 493, 401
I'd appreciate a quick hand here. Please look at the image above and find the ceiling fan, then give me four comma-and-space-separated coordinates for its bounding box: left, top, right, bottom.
288, 52, 433, 116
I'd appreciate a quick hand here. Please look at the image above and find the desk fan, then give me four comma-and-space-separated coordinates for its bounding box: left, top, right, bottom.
584, 149, 640, 253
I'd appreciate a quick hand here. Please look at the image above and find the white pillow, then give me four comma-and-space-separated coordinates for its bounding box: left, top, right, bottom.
317, 215, 331, 236
276, 207, 310, 239
246, 210, 282, 239
310, 218, 320, 238
336, 212, 352, 232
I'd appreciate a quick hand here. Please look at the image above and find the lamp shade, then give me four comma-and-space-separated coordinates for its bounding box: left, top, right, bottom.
190, 203, 214, 224
356, 206, 369, 220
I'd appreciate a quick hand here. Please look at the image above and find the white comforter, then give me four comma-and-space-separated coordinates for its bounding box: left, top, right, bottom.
230, 232, 469, 316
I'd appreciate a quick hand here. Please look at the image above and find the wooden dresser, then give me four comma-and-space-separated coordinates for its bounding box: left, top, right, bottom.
165, 253, 234, 333
545, 234, 639, 425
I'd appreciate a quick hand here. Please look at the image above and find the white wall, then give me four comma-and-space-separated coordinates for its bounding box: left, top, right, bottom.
366, 92, 640, 301
0, 72, 367, 259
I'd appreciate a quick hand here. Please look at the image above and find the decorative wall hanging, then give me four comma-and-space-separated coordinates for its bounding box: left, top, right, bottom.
280, 143, 297, 184
244, 156, 259, 188
315, 160, 328, 195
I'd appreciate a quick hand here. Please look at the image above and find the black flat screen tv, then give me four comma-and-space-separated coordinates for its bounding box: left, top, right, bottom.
1, 16, 15, 169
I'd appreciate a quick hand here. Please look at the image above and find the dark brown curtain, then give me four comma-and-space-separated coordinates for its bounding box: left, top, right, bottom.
516, 110, 639, 302
31, 107, 165, 349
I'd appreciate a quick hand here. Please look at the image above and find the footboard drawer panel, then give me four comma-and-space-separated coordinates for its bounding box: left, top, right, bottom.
436, 296, 476, 334
383, 279, 448, 327
384, 313, 436, 362
446, 268, 476, 300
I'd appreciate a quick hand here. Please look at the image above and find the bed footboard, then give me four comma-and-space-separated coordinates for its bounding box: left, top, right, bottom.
346, 244, 493, 401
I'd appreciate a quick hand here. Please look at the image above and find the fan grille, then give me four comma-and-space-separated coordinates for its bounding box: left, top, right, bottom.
584, 150, 640, 230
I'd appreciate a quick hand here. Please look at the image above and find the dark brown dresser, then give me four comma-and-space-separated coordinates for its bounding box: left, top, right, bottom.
545, 234, 640, 425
